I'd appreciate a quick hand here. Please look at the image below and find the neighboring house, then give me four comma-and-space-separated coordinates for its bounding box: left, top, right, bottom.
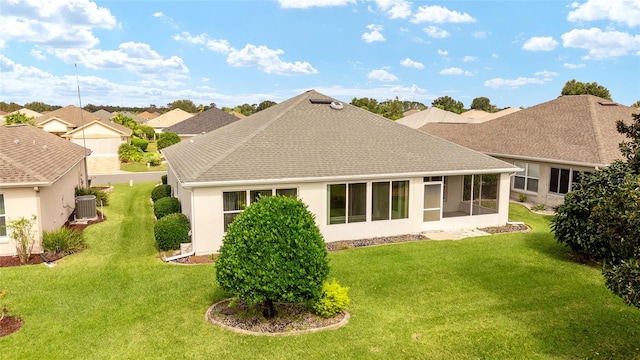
164, 107, 240, 140
116, 111, 148, 124
0, 124, 90, 256
138, 111, 159, 120
162, 90, 519, 255
36, 105, 132, 174
402, 109, 421, 117
146, 109, 194, 133
0, 108, 43, 125
229, 111, 246, 119
396, 107, 477, 129
93, 109, 114, 120
461, 108, 522, 123
420, 95, 639, 207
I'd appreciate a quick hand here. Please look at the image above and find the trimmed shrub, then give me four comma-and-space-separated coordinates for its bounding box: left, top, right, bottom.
161, 175, 167, 184
75, 186, 109, 206
604, 259, 640, 308
144, 152, 162, 166
154, 213, 190, 251
157, 132, 181, 150
313, 279, 350, 318
118, 143, 143, 163
151, 184, 171, 202
131, 137, 149, 152
135, 125, 156, 140
42, 227, 86, 254
153, 197, 181, 220
216, 196, 329, 318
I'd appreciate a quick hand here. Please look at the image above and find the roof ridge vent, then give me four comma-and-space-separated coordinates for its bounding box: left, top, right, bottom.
330, 101, 343, 110
310, 98, 332, 104
598, 101, 617, 106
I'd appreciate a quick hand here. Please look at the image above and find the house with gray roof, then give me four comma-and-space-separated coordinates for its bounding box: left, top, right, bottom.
147, 108, 194, 133
396, 107, 477, 128
162, 90, 519, 255
420, 95, 639, 207
93, 109, 114, 120
164, 106, 240, 139
0, 124, 90, 256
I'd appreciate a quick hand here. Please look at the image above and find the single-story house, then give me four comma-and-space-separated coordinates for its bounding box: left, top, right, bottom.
164, 106, 240, 140
419, 95, 639, 207
0, 124, 90, 256
0, 108, 43, 125
396, 107, 477, 129
138, 111, 159, 120
460, 108, 521, 123
36, 105, 132, 174
162, 90, 520, 255
146, 109, 194, 133
93, 109, 114, 120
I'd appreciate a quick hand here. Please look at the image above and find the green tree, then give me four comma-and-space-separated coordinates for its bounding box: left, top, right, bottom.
167, 99, 197, 113
401, 101, 428, 112
5, 215, 38, 265
631, 100, 640, 108
470, 97, 498, 112
216, 196, 329, 319
23, 101, 59, 113
378, 97, 404, 120
4, 113, 35, 125
431, 96, 464, 114
256, 100, 277, 112
233, 103, 257, 116
157, 132, 181, 150
134, 125, 156, 141
112, 114, 138, 130
350, 97, 379, 113
0, 102, 21, 112
561, 79, 612, 100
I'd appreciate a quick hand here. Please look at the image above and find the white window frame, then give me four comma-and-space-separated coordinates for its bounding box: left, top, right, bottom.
549, 168, 589, 195
222, 188, 298, 232
513, 162, 539, 193
0, 193, 7, 241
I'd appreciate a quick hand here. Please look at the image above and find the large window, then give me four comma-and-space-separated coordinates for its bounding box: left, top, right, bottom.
0, 194, 6, 237
549, 168, 590, 194
513, 162, 539, 192
223, 188, 297, 231
329, 180, 409, 225
462, 174, 499, 215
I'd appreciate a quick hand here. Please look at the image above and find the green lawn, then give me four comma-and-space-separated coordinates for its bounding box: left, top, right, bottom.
120, 162, 167, 172
1, 182, 639, 359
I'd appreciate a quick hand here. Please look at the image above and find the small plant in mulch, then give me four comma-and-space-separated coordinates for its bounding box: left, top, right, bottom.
0, 288, 23, 338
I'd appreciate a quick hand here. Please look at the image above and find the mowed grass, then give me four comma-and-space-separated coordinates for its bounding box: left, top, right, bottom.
1, 182, 639, 359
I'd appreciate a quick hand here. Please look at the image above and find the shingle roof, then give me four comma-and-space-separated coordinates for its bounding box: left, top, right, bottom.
0, 124, 89, 186
36, 105, 102, 127
93, 109, 113, 120
164, 107, 240, 135
116, 111, 148, 124
63, 119, 132, 137
138, 111, 158, 120
396, 107, 475, 128
163, 90, 518, 184
147, 109, 194, 129
420, 95, 639, 166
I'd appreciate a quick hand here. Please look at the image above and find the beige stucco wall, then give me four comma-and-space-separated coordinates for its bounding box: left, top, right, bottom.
176, 172, 513, 255
41, 119, 72, 134
497, 156, 595, 208
0, 160, 86, 256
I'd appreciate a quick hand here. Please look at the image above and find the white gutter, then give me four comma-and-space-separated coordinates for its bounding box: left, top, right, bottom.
180, 167, 521, 189
485, 152, 610, 169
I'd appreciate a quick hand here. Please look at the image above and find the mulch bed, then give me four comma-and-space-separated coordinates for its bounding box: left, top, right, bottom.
206, 298, 348, 335
479, 223, 529, 234
0, 211, 106, 268
0, 316, 24, 337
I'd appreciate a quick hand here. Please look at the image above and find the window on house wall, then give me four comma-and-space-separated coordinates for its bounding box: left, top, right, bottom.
348, 183, 366, 223
371, 181, 410, 221
222, 188, 298, 231
513, 162, 539, 192
328, 183, 367, 224
549, 168, 591, 194
0, 194, 6, 237
462, 174, 499, 215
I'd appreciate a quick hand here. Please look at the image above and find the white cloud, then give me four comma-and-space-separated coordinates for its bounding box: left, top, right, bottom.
462, 56, 477, 62
30, 48, 46, 60
400, 58, 424, 69
491, 53, 499, 58
484, 71, 558, 89
173, 32, 232, 54
437, 49, 448, 56
561, 27, 640, 59
563, 62, 586, 68
50, 42, 189, 79
568, 0, 640, 27
374, 0, 412, 19
201, 77, 210, 82
0, 0, 117, 49
423, 26, 450, 38
522, 36, 559, 51
278, 0, 356, 8
411, 5, 476, 23
472, 31, 489, 39
153, 12, 163, 17
367, 69, 399, 81
227, 44, 318, 75
439, 67, 472, 76
362, 24, 386, 43
314, 84, 433, 103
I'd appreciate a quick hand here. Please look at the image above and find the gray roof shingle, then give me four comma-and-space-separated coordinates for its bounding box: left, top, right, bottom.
1, 124, 89, 186
163, 90, 518, 184
165, 107, 240, 135
421, 95, 639, 166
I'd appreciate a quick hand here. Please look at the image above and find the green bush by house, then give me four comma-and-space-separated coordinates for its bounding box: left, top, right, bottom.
157, 132, 181, 150
131, 137, 149, 152
153, 197, 181, 220
151, 184, 171, 202
313, 279, 350, 318
75, 186, 109, 206
118, 143, 143, 163
154, 213, 190, 251
161, 175, 167, 184
42, 227, 86, 254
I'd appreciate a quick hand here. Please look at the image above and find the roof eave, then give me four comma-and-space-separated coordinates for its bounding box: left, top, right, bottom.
485, 152, 611, 168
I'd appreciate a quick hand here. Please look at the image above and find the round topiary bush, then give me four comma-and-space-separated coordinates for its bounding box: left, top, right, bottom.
154, 213, 190, 251
157, 132, 181, 150
118, 143, 143, 163
161, 175, 167, 185
153, 197, 181, 220
216, 195, 329, 318
131, 137, 149, 152
151, 184, 172, 202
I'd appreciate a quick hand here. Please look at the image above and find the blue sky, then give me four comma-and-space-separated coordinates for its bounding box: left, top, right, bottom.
1, 0, 639, 109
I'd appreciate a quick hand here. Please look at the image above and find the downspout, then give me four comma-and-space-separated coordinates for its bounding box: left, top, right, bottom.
163, 185, 196, 262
